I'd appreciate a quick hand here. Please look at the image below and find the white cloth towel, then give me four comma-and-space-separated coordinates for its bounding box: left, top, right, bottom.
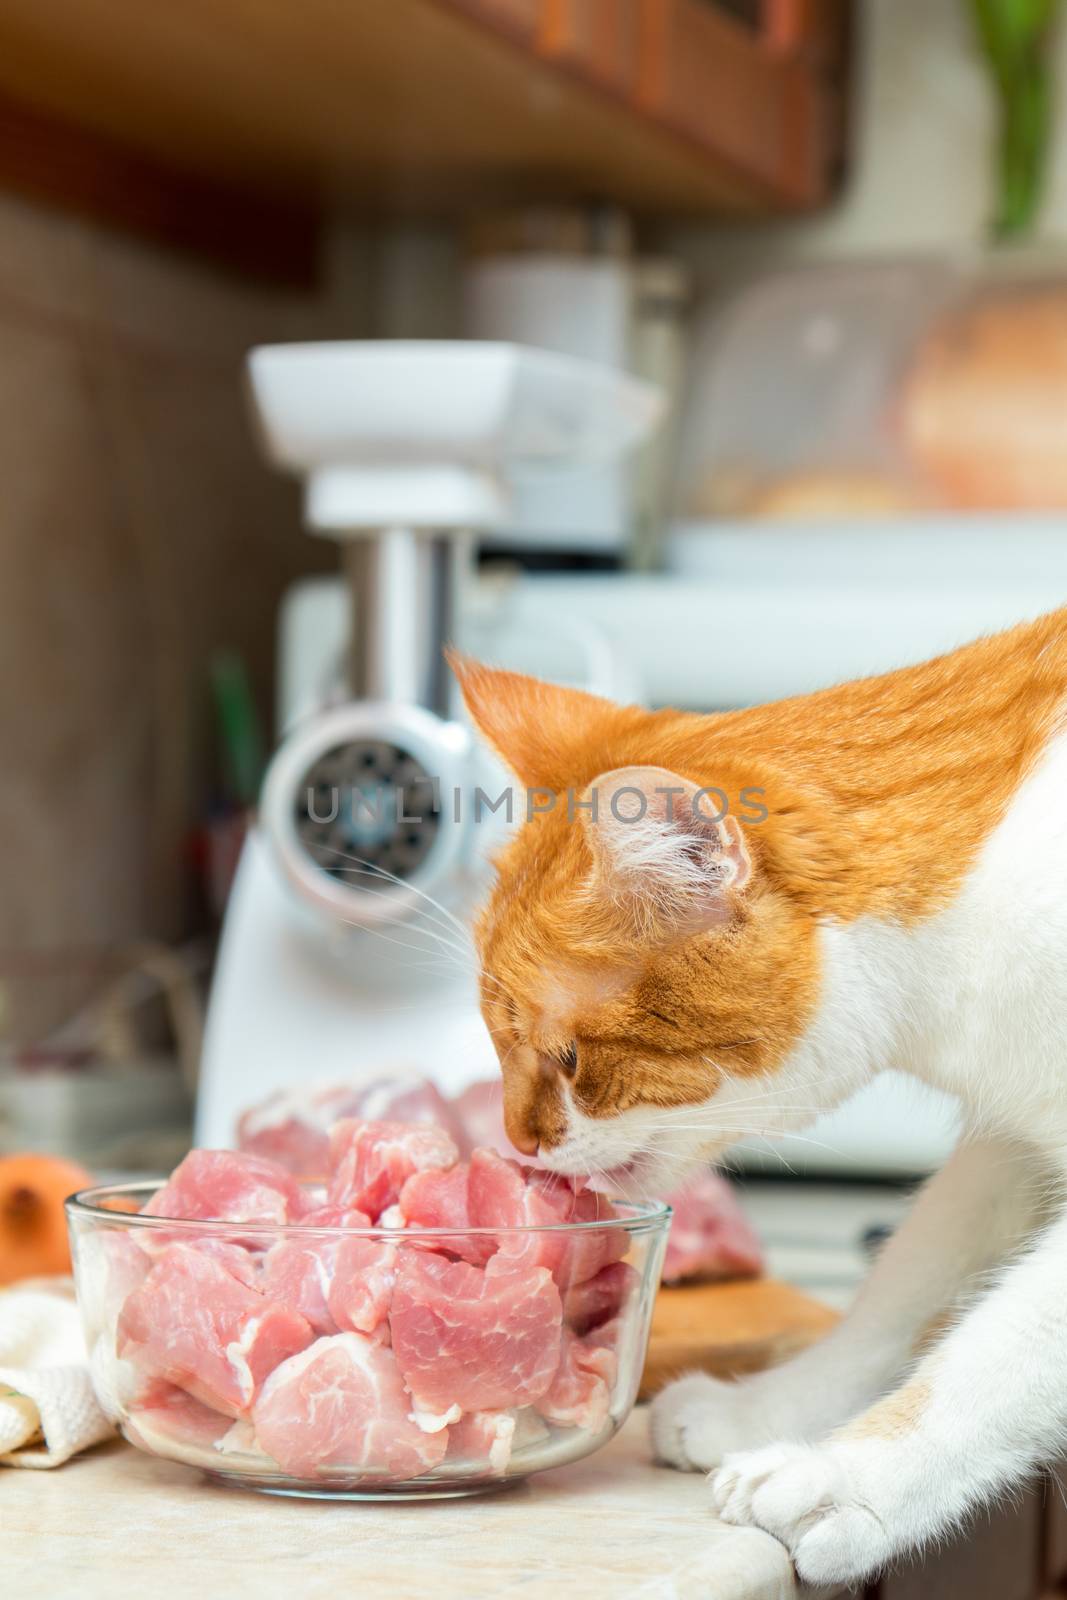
0, 1277, 114, 1467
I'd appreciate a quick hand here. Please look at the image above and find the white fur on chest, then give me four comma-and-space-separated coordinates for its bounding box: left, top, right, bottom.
808, 730, 1067, 1152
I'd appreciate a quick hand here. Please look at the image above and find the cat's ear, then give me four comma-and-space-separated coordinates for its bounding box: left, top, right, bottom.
580, 765, 752, 931
447, 651, 620, 790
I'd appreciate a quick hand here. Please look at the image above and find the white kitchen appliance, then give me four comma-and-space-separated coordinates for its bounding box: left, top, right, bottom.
463, 248, 686, 555
196, 342, 662, 1148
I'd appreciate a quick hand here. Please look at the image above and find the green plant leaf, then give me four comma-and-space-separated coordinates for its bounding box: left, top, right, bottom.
969, 0, 1064, 238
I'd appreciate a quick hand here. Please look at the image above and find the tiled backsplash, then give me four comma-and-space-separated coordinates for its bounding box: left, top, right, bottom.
0, 194, 346, 1043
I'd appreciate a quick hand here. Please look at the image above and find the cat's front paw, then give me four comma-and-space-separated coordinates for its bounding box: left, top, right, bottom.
650, 1373, 774, 1472
712, 1441, 893, 1586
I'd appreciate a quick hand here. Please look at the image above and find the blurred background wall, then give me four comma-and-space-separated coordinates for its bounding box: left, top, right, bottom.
0, 200, 350, 1040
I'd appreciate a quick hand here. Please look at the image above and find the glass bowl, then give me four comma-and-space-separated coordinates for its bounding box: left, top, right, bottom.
67, 1181, 670, 1500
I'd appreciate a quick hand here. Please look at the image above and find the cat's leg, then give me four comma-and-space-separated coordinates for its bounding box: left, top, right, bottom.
652, 1136, 1044, 1472
711, 1177, 1067, 1586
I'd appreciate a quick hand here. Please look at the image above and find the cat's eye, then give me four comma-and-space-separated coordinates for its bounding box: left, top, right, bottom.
557, 1042, 578, 1078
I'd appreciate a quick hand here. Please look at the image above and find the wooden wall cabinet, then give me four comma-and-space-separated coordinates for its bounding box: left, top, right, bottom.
0, 0, 851, 281
446, 0, 851, 209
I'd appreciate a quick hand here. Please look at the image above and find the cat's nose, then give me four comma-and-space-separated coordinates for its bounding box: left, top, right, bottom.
502, 1055, 551, 1155
503, 1109, 539, 1157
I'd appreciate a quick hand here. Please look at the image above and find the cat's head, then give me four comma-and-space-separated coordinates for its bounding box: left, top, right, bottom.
453, 657, 836, 1195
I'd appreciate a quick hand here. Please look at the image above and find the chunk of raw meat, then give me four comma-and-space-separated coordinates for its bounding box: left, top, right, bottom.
125, 1382, 234, 1458
74, 1228, 153, 1343
128, 1390, 277, 1471
356, 1078, 467, 1148
326, 1234, 399, 1336
118, 1243, 313, 1416
453, 1079, 764, 1288
328, 1120, 459, 1218
562, 1261, 638, 1336
238, 1078, 466, 1180
75, 1231, 158, 1418
237, 1077, 765, 1291
450, 1080, 517, 1161
397, 1162, 470, 1231
258, 1205, 370, 1335
252, 1332, 448, 1479
537, 1329, 617, 1434
396, 1163, 494, 1267
661, 1169, 763, 1284
142, 1150, 308, 1226
137, 1232, 262, 1286
468, 1150, 627, 1288
445, 1409, 515, 1475
389, 1248, 562, 1416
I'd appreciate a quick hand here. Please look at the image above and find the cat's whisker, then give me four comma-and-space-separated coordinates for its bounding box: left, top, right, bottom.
667, 1092, 831, 1116
652, 1102, 839, 1138
326, 872, 477, 965
325, 897, 486, 980
698, 1065, 830, 1106
474, 968, 513, 999
334, 920, 478, 981
746, 1136, 800, 1177
308, 845, 478, 947
658, 1123, 845, 1158
339, 853, 476, 939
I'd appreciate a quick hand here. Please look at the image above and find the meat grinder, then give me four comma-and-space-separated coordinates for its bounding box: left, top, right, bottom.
195, 341, 662, 1145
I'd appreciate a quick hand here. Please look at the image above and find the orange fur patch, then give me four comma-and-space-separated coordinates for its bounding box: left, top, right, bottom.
837, 1379, 932, 1442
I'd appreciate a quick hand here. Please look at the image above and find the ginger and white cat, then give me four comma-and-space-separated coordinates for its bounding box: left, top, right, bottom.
450, 610, 1067, 1586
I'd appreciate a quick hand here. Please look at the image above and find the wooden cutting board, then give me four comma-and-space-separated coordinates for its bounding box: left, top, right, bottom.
639, 1278, 838, 1401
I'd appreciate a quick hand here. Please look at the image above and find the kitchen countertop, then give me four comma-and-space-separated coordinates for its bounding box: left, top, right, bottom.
6, 1409, 837, 1600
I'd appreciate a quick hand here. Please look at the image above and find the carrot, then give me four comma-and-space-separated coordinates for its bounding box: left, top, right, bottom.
0, 1153, 93, 1285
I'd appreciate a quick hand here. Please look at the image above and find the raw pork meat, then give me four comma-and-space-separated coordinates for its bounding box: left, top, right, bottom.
450, 1080, 515, 1160
238, 1078, 466, 1179
537, 1329, 618, 1434
136, 1233, 261, 1286
326, 1233, 399, 1336
468, 1150, 627, 1287
78, 1231, 157, 1418
661, 1170, 763, 1284
126, 1382, 235, 1456
396, 1162, 471, 1231
74, 1228, 153, 1342
562, 1261, 638, 1336
236, 1075, 765, 1288
258, 1205, 371, 1335
237, 1085, 364, 1178
453, 1080, 764, 1286
118, 1243, 313, 1416
328, 1119, 459, 1218
97, 1109, 656, 1488
395, 1163, 495, 1267
457, 1102, 762, 1288
142, 1150, 307, 1226
445, 1409, 516, 1474
252, 1332, 448, 1479
390, 1248, 562, 1417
